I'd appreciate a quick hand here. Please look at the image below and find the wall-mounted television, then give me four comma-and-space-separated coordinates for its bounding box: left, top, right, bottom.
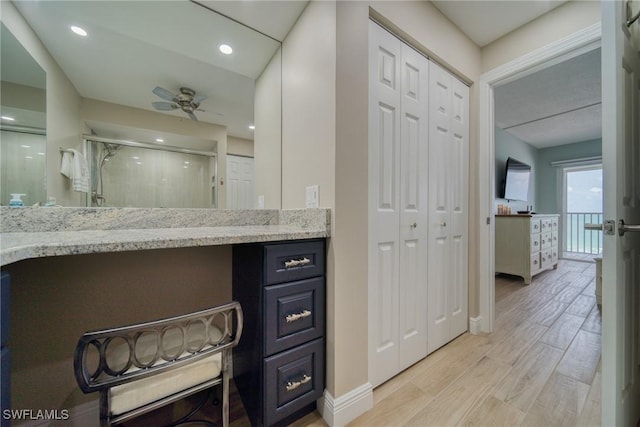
502, 157, 531, 202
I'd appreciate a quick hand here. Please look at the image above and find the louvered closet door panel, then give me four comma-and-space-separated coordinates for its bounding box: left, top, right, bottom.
398, 43, 429, 371
368, 21, 402, 386
427, 62, 452, 354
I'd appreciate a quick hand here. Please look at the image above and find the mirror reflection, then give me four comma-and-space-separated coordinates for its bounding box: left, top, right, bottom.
0, 22, 47, 207
5, 0, 295, 209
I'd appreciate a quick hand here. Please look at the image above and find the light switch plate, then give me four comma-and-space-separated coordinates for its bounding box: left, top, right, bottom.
257, 195, 265, 209
306, 185, 319, 208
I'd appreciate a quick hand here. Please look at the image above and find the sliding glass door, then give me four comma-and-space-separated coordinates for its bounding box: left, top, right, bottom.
562, 164, 603, 257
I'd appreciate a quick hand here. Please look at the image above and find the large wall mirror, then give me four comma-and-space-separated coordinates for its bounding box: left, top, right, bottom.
3, 0, 306, 209
1, 22, 46, 207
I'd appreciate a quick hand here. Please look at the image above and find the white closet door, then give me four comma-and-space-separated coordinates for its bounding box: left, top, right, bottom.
368, 21, 429, 386
448, 77, 469, 339
226, 155, 254, 209
398, 43, 429, 371
369, 21, 402, 387
427, 62, 469, 354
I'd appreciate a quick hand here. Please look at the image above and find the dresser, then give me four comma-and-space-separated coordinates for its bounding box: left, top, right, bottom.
232, 239, 325, 426
495, 214, 559, 284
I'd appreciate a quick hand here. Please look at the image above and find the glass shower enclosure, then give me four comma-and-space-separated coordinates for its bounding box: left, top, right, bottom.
85, 136, 217, 208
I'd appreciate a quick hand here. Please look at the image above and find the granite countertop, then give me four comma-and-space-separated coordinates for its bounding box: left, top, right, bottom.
0, 207, 331, 266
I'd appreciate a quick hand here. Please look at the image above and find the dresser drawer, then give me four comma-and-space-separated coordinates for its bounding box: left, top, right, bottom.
531, 253, 541, 271
530, 234, 540, 252
264, 338, 324, 426
530, 219, 541, 234
264, 240, 325, 285
541, 249, 553, 269
264, 277, 325, 356
540, 232, 552, 249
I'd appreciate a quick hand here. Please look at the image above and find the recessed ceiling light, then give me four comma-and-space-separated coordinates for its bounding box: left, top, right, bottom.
155, 138, 164, 143
21, 145, 31, 148
219, 44, 233, 55
70, 26, 88, 37
1, 116, 15, 121
249, 125, 255, 130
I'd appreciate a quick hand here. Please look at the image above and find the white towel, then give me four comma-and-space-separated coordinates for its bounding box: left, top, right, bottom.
60, 149, 90, 193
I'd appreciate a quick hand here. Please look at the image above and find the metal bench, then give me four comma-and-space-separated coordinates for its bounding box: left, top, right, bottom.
74, 302, 243, 426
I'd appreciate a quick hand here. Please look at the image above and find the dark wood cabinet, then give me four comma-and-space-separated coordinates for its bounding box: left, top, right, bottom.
1, 271, 10, 427
233, 239, 325, 426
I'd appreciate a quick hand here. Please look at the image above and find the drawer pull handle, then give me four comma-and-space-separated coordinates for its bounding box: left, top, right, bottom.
286, 374, 312, 392
286, 309, 312, 323
284, 257, 311, 268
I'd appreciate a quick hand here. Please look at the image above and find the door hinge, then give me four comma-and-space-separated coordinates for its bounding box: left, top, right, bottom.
604, 220, 616, 235
486, 217, 491, 225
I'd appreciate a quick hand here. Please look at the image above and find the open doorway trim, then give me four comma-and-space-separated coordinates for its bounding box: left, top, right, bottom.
476, 22, 601, 334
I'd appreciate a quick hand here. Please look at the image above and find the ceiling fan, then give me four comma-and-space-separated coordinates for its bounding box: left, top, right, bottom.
151, 86, 207, 121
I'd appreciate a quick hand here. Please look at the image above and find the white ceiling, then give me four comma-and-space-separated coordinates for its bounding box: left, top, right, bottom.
432, 0, 568, 47
11, 0, 306, 144
434, 0, 601, 149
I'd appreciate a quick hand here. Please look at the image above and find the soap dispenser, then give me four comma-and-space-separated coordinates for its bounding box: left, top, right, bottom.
9, 194, 25, 207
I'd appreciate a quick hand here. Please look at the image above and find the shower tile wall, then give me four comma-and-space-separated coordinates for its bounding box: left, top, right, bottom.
0, 130, 46, 206
98, 145, 214, 208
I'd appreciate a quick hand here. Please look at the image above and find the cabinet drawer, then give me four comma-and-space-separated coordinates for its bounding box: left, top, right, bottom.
530, 219, 541, 234
531, 253, 541, 271
551, 231, 558, 247
540, 232, 552, 249
264, 338, 324, 426
550, 217, 559, 231
264, 240, 325, 285
541, 249, 553, 268
264, 277, 325, 356
530, 234, 540, 252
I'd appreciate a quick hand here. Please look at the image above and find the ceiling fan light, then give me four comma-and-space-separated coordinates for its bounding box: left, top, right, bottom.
219, 44, 233, 55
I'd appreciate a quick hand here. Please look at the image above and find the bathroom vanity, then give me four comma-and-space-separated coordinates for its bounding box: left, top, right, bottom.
0, 207, 330, 426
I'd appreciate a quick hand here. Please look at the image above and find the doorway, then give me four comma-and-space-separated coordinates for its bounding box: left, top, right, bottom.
477, 23, 601, 334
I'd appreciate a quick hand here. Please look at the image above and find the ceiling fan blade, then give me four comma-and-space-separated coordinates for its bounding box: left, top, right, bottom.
152, 101, 178, 111
187, 111, 198, 121
152, 86, 177, 102
192, 95, 207, 105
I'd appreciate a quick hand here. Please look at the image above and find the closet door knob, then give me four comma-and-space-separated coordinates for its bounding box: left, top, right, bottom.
410, 222, 417, 229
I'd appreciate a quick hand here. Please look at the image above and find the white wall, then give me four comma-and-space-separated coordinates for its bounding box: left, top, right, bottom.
282, 1, 336, 210
254, 48, 282, 209
227, 136, 253, 158
482, 0, 600, 72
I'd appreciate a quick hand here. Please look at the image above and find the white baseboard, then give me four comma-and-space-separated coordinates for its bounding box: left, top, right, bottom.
318, 383, 373, 427
469, 316, 483, 335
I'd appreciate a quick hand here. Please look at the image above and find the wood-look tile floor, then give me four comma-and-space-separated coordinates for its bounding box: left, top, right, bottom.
299, 259, 601, 427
